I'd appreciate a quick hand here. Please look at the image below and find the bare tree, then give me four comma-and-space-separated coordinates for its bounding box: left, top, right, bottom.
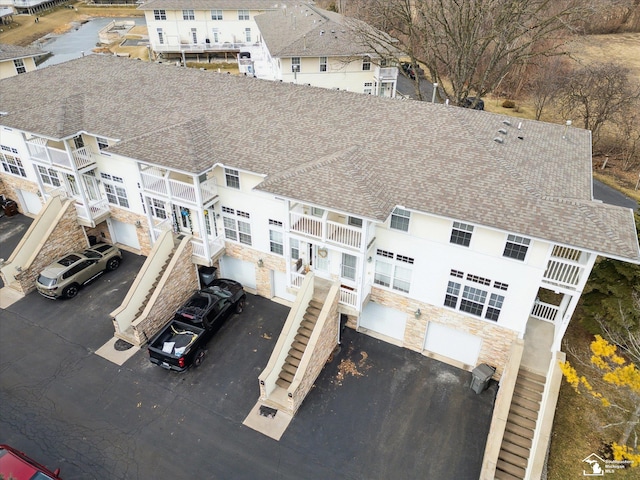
529, 56, 572, 120
557, 62, 640, 147
345, 0, 587, 105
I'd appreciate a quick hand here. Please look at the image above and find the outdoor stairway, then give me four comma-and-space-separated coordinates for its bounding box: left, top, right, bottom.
275, 299, 323, 389
134, 251, 175, 319
495, 368, 546, 480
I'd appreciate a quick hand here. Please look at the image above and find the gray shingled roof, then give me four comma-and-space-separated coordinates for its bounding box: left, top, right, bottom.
255, 5, 396, 58
0, 55, 637, 263
138, 0, 285, 10
0, 43, 48, 62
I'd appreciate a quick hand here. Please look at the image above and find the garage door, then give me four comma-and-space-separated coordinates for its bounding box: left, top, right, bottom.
18, 189, 42, 215
219, 255, 257, 289
109, 219, 140, 250
273, 270, 296, 302
424, 322, 481, 366
359, 301, 407, 341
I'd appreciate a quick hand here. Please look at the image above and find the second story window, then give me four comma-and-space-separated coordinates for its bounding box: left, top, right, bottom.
37, 165, 60, 186
362, 56, 371, 71
153, 9, 166, 20
101, 173, 129, 208
183, 9, 195, 20
222, 206, 252, 245
245, 28, 251, 43
157, 28, 164, 44
390, 207, 410, 232
341, 253, 357, 281
225, 168, 240, 189
148, 197, 166, 219
320, 57, 327, 72
96, 137, 109, 150
374, 249, 413, 293
211, 10, 223, 20
450, 222, 474, 247
238, 9, 249, 20
1, 145, 26, 177
503, 234, 531, 261
291, 57, 301, 73
13, 59, 26, 74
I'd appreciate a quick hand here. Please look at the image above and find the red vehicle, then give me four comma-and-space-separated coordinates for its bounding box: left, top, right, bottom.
0, 444, 62, 480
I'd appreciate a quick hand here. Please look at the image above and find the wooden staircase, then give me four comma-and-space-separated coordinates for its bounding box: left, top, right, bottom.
495, 368, 546, 480
276, 299, 323, 389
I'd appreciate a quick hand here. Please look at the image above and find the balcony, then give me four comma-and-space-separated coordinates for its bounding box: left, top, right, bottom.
153, 42, 248, 54
375, 66, 399, 81
530, 299, 560, 323
542, 246, 588, 290
75, 199, 111, 227
141, 171, 218, 205
191, 236, 225, 264
290, 212, 363, 249
26, 138, 96, 172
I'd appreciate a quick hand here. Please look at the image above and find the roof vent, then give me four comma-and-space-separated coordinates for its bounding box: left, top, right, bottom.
320, 30, 324, 35
502, 120, 511, 127
494, 137, 505, 144
517, 122, 522, 130
498, 128, 507, 135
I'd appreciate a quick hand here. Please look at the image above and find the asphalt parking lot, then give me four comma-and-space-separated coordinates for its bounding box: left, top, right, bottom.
0, 213, 497, 479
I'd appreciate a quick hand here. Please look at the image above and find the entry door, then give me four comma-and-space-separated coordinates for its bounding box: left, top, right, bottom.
310, 244, 329, 273
174, 205, 192, 234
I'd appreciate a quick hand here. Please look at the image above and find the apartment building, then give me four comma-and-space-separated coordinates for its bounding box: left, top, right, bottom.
252, 4, 399, 97
139, 0, 282, 61
0, 43, 47, 79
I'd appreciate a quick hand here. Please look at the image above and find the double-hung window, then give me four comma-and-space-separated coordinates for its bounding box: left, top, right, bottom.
14, 59, 26, 74
238, 9, 249, 20
503, 234, 531, 261
269, 219, 284, 255
101, 173, 129, 208
320, 57, 327, 72
96, 137, 109, 151
450, 221, 474, 247
37, 165, 60, 186
443, 270, 507, 321
154, 9, 166, 20
183, 9, 195, 20
1, 146, 26, 177
211, 10, 223, 20
362, 56, 371, 71
390, 207, 410, 232
374, 249, 413, 293
225, 168, 240, 189
222, 206, 252, 245
148, 198, 166, 219
341, 253, 357, 281
290, 238, 300, 260
291, 57, 301, 73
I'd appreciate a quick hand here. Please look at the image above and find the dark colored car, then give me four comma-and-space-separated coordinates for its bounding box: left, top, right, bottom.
148, 278, 246, 371
35, 243, 122, 299
401, 62, 425, 80
460, 97, 485, 110
0, 444, 62, 480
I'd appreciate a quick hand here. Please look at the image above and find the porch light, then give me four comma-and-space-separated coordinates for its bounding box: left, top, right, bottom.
414, 308, 421, 319
367, 256, 372, 263
257, 258, 264, 268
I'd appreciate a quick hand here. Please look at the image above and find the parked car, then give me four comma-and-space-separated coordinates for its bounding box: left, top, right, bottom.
401, 61, 425, 80
460, 97, 485, 110
0, 444, 62, 480
35, 243, 122, 299
148, 279, 246, 372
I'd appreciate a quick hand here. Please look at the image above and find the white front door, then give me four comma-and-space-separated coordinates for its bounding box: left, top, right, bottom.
311, 244, 329, 273
424, 322, 482, 367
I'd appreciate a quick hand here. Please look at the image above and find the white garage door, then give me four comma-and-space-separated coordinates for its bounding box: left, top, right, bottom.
18, 189, 42, 215
219, 255, 257, 289
359, 301, 407, 341
424, 322, 482, 366
273, 270, 296, 302
109, 219, 140, 250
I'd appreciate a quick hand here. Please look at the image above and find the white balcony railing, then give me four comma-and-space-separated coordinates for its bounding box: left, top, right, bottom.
290, 212, 322, 238
72, 146, 96, 170
339, 287, 358, 308
153, 42, 248, 53
152, 218, 173, 240
290, 212, 363, 249
290, 272, 305, 288
26, 140, 95, 170
191, 236, 225, 260
543, 258, 584, 289
141, 172, 217, 205
375, 66, 399, 81
328, 221, 362, 248
530, 299, 560, 323
75, 199, 110, 221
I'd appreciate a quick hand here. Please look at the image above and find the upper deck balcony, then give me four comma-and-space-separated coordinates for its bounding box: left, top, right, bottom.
26, 137, 96, 172
541, 246, 590, 291
140, 166, 218, 206
374, 66, 399, 82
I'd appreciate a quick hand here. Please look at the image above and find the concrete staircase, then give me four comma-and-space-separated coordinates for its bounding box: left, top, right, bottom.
495, 369, 546, 480
276, 299, 322, 389
133, 251, 175, 320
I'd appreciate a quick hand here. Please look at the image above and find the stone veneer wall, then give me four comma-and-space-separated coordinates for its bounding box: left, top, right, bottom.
132, 237, 198, 345
370, 287, 517, 379
0, 174, 42, 214
224, 242, 286, 297
290, 284, 340, 414
108, 208, 152, 255
12, 200, 87, 294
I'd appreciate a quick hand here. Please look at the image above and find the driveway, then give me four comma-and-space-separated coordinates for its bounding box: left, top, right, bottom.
0, 214, 495, 480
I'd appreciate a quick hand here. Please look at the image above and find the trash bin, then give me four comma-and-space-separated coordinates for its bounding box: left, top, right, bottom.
198, 266, 217, 287
2, 200, 18, 217
470, 364, 495, 394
